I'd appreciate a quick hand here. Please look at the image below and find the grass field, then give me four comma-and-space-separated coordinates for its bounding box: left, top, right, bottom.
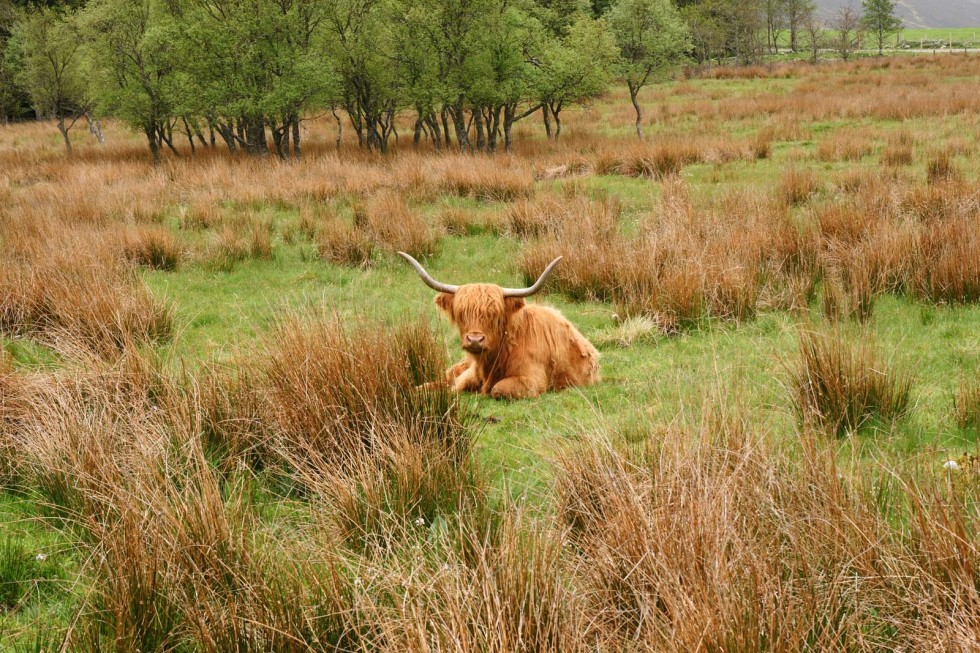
2, 55, 980, 650
900, 27, 980, 46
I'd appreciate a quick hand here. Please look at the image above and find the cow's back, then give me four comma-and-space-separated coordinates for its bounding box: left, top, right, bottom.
518, 305, 600, 390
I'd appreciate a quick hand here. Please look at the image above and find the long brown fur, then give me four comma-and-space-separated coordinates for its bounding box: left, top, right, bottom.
434, 284, 600, 400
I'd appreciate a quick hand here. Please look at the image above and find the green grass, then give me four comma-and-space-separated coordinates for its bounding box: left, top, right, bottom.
899, 27, 980, 46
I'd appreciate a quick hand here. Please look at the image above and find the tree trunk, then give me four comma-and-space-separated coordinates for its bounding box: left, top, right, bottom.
271, 121, 286, 159
425, 114, 442, 151
549, 102, 563, 139
160, 122, 180, 156
330, 108, 343, 149
216, 122, 237, 152
243, 116, 268, 155
630, 86, 643, 138
413, 116, 423, 147
57, 116, 72, 155
292, 119, 301, 159
182, 116, 196, 154
441, 107, 452, 148
450, 102, 470, 152
487, 106, 501, 152
144, 125, 161, 165
86, 114, 106, 144
474, 108, 486, 152
542, 104, 552, 139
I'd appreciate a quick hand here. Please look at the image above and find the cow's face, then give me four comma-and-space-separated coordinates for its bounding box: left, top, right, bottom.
435, 284, 525, 355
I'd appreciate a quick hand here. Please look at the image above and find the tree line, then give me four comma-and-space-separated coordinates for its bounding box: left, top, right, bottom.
0, 0, 901, 162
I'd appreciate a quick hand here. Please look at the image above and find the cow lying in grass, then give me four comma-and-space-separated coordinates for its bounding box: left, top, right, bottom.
399, 252, 600, 400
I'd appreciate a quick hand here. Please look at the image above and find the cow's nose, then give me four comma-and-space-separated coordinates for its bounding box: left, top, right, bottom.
465, 333, 486, 346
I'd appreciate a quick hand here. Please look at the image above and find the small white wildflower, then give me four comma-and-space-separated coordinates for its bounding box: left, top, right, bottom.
944, 459, 960, 471
353, 578, 362, 587
36, 553, 47, 562
414, 517, 425, 526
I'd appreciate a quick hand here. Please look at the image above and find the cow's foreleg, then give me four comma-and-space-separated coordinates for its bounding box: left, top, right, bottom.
489, 370, 547, 400
445, 359, 471, 382
452, 365, 482, 393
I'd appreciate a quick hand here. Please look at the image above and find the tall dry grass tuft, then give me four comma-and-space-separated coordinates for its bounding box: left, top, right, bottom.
778, 167, 820, 206
816, 129, 873, 162
257, 313, 470, 477
516, 182, 818, 331
179, 200, 227, 230
120, 224, 183, 270
881, 131, 914, 166
926, 150, 962, 185
789, 329, 912, 436
552, 388, 980, 651
0, 253, 173, 358
516, 192, 623, 302
915, 216, 980, 303
616, 138, 713, 178
954, 377, 980, 431
430, 155, 534, 201
315, 219, 376, 267
203, 215, 274, 271
355, 191, 439, 258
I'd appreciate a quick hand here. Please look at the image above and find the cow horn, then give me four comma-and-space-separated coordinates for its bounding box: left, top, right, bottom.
397, 251, 459, 294
502, 257, 563, 298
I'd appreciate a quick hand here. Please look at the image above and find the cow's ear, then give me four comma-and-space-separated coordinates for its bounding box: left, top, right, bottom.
505, 297, 525, 315
434, 292, 454, 314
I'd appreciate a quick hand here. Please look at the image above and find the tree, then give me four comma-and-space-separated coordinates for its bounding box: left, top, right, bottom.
784, 0, 815, 53
830, 4, 863, 61
325, 0, 403, 153
801, 8, 824, 63
764, 0, 785, 54
607, 0, 688, 138
166, 0, 336, 158
82, 0, 179, 164
1, 0, 31, 123
10, 7, 90, 153
682, 1, 726, 65
537, 15, 617, 139
861, 0, 901, 55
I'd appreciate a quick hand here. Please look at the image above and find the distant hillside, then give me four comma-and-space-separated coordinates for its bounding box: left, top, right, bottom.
816, 0, 980, 28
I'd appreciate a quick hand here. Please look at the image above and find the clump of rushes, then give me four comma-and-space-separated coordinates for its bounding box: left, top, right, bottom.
790, 328, 912, 436
315, 219, 376, 267
926, 150, 961, 185
357, 191, 439, 258
202, 213, 275, 272
0, 255, 172, 358
120, 225, 182, 270
259, 313, 471, 476
778, 167, 820, 206
954, 377, 980, 431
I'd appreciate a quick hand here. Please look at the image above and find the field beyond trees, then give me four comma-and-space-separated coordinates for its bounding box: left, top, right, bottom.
2, 55, 980, 650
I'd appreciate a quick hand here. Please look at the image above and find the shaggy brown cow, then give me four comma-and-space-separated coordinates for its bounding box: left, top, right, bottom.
399, 252, 600, 400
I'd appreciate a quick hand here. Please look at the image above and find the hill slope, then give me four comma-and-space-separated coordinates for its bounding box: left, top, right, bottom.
816, 0, 980, 28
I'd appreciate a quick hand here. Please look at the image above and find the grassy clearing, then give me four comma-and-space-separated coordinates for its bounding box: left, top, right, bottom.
1, 55, 980, 649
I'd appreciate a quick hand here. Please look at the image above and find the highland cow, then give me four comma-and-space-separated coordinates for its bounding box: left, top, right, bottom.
399, 252, 600, 400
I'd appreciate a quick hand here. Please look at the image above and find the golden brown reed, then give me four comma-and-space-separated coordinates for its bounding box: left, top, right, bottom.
555, 409, 980, 651
955, 376, 980, 431
519, 181, 817, 331
789, 328, 913, 436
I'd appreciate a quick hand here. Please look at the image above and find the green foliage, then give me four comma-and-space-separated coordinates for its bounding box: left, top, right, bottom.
8, 7, 88, 149
537, 14, 618, 129
81, 0, 178, 161
608, 0, 689, 136
861, 0, 902, 54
